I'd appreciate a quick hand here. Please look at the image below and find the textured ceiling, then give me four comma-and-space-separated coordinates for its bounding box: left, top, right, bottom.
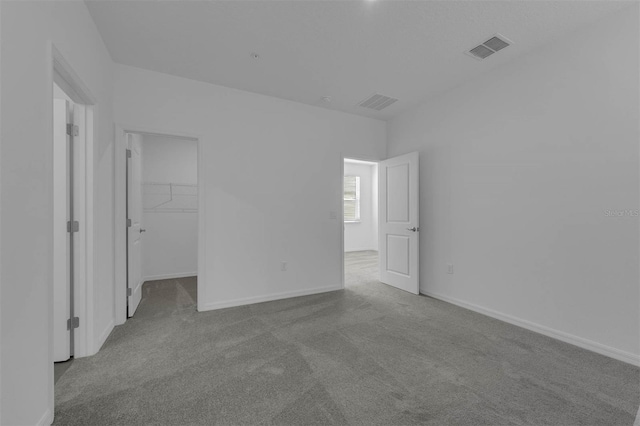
86, 0, 630, 120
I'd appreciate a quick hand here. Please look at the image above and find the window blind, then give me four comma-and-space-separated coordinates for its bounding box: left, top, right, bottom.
344, 176, 360, 222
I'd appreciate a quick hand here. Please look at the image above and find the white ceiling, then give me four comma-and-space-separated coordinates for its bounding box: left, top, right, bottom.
86, 0, 630, 120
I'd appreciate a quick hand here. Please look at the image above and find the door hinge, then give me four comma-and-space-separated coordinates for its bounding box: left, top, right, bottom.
67, 317, 80, 330
127, 218, 132, 227
67, 220, 79, 232
126, 149, 132, 158
66, 124, 79, 137
127, 288, 132, 297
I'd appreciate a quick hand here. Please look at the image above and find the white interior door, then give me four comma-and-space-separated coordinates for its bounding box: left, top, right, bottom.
127, 134, 143, 316
378, 152, 420, 294
53, 99, 71, 361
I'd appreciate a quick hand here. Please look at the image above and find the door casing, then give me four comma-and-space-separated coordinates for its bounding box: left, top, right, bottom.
340, 153, 420, 294
48, 42, 98, 423
114, 126, 204, 325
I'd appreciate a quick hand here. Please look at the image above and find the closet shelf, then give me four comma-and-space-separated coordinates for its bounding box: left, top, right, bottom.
143, 182, 197, 212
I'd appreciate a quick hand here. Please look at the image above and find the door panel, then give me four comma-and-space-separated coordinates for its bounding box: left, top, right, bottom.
53, 99, 71, 362
386, 234, 410, 276
386, 164, 410, 222
379, 152, 419, 294
127, 134, 143, 316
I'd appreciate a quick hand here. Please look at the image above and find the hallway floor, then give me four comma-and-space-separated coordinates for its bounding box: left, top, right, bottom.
54, 272, 638, 425
344, 250, 378, 287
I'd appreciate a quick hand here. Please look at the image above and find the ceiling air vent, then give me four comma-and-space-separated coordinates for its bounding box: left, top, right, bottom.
466, 34, 512, 60
358, 93, 399, 111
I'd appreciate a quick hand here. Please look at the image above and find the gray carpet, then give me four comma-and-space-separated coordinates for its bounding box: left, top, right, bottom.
54, 359, 74, 385
54, 255, 639, 425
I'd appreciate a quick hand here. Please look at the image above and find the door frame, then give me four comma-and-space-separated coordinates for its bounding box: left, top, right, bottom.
114, 125, 204, 325
340, 154, 380, 289
48, 42, 97, 421
51, 45, 96, 358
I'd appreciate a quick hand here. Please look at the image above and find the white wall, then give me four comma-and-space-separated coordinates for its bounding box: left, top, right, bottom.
0, 1, 115, 424
115, 64, 386, 311
142, 135, 198, 183
344, 161, 378, 252
142, 135, 198, 280
387, 6, 639, 364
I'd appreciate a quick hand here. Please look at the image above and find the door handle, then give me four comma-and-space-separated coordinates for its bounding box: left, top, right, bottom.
140, 228, 146, 233
406, 227, 419, 232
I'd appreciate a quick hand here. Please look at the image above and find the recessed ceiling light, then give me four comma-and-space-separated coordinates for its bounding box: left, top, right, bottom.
250, 52, 260, 59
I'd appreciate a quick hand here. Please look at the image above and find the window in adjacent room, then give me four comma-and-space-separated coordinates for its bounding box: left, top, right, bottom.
344, 175, 360, 222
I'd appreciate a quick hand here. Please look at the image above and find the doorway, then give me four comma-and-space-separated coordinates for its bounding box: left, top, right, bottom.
122, 132, 199, 318
343, 158, 379, 287
342, 153, 421, 294
49, 46, 100, 423
52, 80, 92, 363
52, 78, 95, 377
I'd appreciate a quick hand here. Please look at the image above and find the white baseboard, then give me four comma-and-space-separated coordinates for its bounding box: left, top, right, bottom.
421, 290, 640, 367
199, 284, 343, 312
143, 272, 197, 282
37, 408, 53, 426
94, 319, 114, 354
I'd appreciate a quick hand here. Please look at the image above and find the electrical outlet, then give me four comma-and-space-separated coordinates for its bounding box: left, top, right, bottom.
447, 264, 454, 274
281, 261, 287, 271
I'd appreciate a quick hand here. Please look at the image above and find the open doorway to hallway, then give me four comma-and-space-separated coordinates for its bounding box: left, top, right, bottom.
125, 132, 199, 318
52, 77, 95, 382
343, 158, 379, 287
